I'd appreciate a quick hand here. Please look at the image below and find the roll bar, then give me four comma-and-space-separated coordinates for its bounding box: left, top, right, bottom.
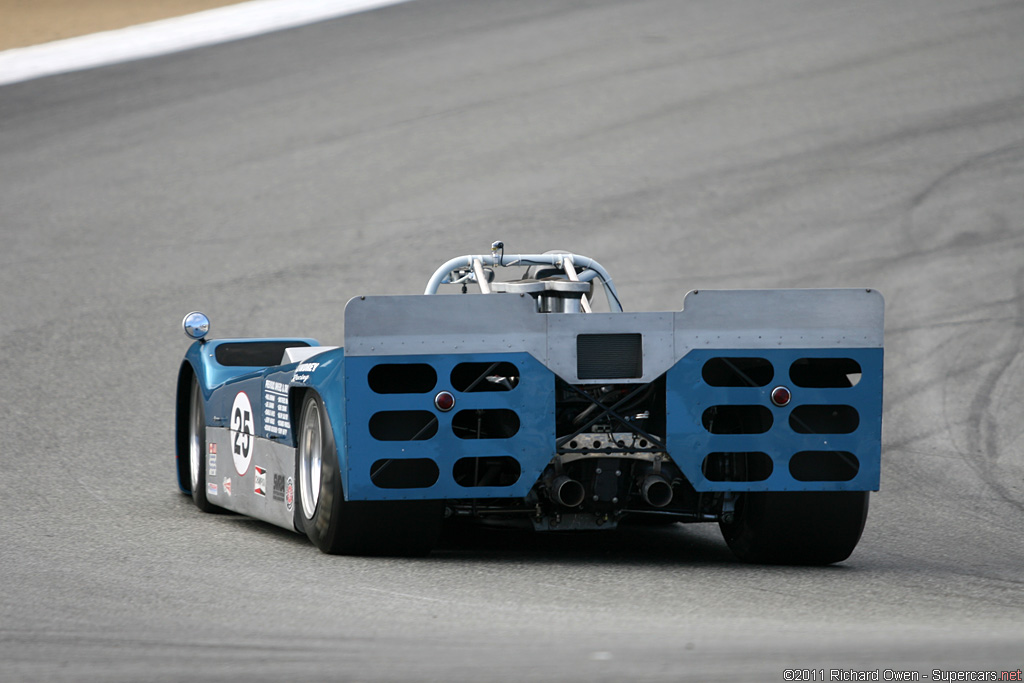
423, 250, 623, 312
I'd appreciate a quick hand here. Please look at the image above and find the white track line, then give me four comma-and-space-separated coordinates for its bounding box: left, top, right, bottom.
0, 0, 415, 87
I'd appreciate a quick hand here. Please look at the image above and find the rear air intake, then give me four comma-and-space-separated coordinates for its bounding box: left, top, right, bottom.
367, 363, 437, 394
576, 333, 642, 379
370, 458, 439, 489
701, 357, 774, 387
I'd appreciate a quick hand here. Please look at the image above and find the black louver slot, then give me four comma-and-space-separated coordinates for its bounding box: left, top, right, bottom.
576, 333, 642, 379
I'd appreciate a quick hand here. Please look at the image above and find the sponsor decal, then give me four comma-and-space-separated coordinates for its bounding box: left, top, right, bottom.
223, 477, 232, 496
207, 442, 218, 477
265, 380, 289, 394
292, 361, 319, 384
264, 380, 290, 437
230, 391, 255, 476
207, 482, 218, 496
273, 473, 295, 513
254, 466, 267, 497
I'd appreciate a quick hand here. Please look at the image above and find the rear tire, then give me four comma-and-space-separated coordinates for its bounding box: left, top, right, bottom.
720, 491, 869, 565
296, 393, 442, 556
188, 377, 219, 513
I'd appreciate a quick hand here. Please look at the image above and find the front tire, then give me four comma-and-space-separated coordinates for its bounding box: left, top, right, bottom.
720, 491, 869, 565
296, 393, 443, 556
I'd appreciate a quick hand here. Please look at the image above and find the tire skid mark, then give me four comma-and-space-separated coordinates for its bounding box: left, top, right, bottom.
896, 137, 1024, 511
884, 292, 1024, 334
950, 265, 1024, 513
885, 131, 1024, 514
906, 141, 1024, 215
718, 94, 1024, 185
900, 139, 1024, 251
763, 220, 1024, 294
969, 266, 1024, 508
885, 349, 1019, 404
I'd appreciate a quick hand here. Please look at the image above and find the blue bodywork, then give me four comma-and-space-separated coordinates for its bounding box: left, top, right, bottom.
343, 352, 555, 500
176, 337, 317, 491
666, 347, 882, 492
179, 340, 882, 499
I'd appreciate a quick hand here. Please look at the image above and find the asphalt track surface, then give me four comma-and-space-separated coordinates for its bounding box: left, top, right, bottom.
2, 0, 1023, 680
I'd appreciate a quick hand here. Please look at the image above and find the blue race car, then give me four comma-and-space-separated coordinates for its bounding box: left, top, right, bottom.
175, 245, 883, 564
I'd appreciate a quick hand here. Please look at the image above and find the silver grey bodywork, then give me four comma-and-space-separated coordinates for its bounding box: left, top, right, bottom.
345, 288, 884, 383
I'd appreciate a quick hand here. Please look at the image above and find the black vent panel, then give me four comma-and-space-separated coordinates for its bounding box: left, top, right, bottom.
215, 341, 309, 367
576, 334, 642, 379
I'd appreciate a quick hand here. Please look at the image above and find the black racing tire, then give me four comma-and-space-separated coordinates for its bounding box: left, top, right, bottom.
295, 393, 443, 556
719, 490, 869, 565
188, 376, 220, 513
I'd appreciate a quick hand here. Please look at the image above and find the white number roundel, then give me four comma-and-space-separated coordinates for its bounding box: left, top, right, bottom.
230, 391, 255, 476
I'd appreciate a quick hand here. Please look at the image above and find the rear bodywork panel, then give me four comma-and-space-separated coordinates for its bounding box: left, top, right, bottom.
342, 290, 882, 500
177, 286, 882, 533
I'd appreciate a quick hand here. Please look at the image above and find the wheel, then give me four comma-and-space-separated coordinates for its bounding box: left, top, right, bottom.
711, 389, 868, 565
188, 376, 219, 512
720, 490, 869, 565
296, 393, 443, 556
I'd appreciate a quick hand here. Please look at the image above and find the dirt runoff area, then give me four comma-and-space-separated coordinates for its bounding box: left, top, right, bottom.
0, 0, 252, 50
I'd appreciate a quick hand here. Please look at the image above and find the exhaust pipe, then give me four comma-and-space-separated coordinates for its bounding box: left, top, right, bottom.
550, 475, 585, 508
641, 475, 673, 508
